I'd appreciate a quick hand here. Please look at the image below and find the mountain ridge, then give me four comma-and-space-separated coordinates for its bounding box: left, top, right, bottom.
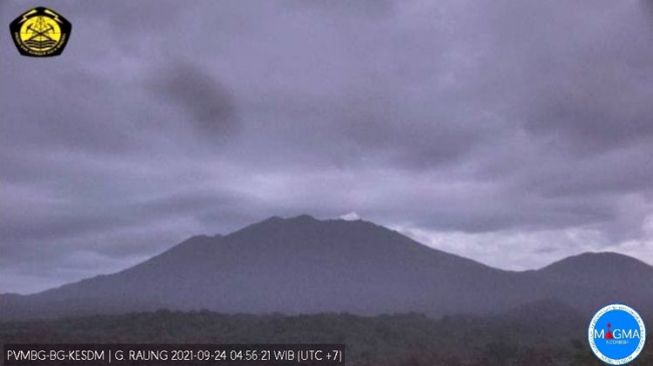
1, 215, 651, 321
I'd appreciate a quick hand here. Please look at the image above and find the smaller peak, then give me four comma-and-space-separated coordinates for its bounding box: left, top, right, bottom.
541, 251, 652, 272
232, 215, 322, 236
567, 251, 640, 262
288, 214, 318, 222
250, 215, 319, 227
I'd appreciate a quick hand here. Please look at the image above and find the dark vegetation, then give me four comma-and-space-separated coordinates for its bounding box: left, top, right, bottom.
1, 310, 650, 366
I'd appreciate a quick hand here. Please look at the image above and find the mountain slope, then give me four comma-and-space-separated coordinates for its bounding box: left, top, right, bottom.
531, 252, 653, 314
1, 216, 652, 320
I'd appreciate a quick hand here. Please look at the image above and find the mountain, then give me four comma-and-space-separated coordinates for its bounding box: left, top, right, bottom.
1, 215, 652, 321
537, 251, 653, 289
531, 252, 653, 315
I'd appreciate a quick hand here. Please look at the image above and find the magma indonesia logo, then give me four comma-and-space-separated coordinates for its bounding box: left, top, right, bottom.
9, 7, 72, 57
589, 304, 646, 365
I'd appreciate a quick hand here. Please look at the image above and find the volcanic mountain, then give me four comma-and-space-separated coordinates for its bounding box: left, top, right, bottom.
1, 215, 652, 320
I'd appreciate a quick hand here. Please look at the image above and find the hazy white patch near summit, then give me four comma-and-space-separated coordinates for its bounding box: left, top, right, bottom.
340, 212, 361, 221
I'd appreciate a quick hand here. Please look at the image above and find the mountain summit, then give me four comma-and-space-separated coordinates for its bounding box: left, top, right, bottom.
1, 216, 652, 320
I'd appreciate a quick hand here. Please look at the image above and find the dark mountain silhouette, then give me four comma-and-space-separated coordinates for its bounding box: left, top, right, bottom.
530, 252, 653, 316
1, 215, 652, 320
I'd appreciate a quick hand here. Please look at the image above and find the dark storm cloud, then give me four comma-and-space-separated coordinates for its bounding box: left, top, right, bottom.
2, 0, 653, 293
147, 62, 239, 137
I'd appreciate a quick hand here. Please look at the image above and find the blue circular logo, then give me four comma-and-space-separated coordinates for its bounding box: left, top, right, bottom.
588, 304, 646, 365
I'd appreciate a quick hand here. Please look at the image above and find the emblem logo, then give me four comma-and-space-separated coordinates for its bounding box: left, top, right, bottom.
588, 304, 646, 365
10, 7, 72, 57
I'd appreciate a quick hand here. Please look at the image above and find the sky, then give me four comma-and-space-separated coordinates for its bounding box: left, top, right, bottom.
2, 0, 653, 294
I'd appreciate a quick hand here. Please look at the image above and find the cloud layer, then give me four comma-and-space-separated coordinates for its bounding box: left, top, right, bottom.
1, 0, 653, 293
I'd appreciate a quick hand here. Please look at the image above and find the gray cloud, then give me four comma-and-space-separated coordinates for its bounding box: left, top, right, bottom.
147, 62, 239, 138
1, 0, 653, 293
